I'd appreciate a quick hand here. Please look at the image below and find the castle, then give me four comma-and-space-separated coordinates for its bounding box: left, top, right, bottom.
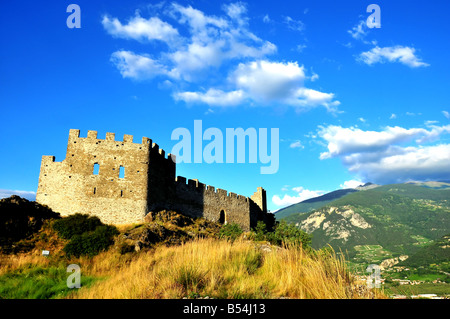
36, 129, 274, 231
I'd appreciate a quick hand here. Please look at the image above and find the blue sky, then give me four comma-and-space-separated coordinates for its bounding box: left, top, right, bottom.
1, 0, 449, 212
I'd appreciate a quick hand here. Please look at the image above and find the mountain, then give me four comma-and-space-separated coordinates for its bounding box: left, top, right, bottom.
275, 182, 377, 220
281, 183, 450, 264
399, 234, 450, 268
275, 189, 357, 220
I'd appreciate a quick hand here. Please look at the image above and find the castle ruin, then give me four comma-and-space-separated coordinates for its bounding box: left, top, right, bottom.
36, 129, 274, 231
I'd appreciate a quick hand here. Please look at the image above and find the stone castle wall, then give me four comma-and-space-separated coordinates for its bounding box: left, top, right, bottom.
36, 129, 273, 230
171, 177, 253, 230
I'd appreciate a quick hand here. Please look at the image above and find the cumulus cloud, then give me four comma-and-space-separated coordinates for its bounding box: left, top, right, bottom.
317, 124, 450, 184
318, 124, 450, 160
103, 3, 337, 112
105, 2, 276, 82
174, 89, 245, 107
358, 45, 429, 68
232, 60, 339, 110
102, 14, 179, 45
0, 189, 36, 201
272, 186, 324, 207
175, 59, 339, 110
110, 51, 171, 80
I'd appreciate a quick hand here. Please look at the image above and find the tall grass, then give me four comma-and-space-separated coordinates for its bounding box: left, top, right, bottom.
69, 238, 383, 299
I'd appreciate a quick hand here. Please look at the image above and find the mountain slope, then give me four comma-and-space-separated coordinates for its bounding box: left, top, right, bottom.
275, 188, 358, 220
399, 234, 450, 268
283, 183, 450, 263
275, 183, 378, 220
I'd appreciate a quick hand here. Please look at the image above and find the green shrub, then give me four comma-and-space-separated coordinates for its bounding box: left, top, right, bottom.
52, 213, 103, 239
53, 214, 119, 258
63, 225, 119, 258
253, 221, 268, 241
219, 223, 243, 241
267, 220, 312, 248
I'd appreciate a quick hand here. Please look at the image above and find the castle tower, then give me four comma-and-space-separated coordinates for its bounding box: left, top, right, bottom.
36, 129, 175, 224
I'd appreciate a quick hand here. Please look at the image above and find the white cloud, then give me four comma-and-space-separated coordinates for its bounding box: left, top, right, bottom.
358, 46, 429, 68
390, 113, 397, 120
272, 186, 324, 207
174, 89, 245, 107
167, 2, 276, 80
340, 180, 364, 189
175, 59, 339, 110
232, 60, 339, 110
348, 144, 450, 184
318, 124, 450, 159
0, 189, 36, 201
443, 111, 450, 119
317, 124, 450, 184
284, 16, 305, 32
310, 72, 318, 81
222, 2, 248, 24
348, 20, 367, 40
262, 14, 271, 23
106, 2, 277, 83
104, 3, 336, 112
289, 141, 304, 149
102, 14, 179, 45
233, 60, 305, 101
110, 51, 171, 80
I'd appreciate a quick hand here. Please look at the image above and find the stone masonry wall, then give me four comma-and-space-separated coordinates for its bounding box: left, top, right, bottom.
171, 176, 255, 230
36, 129, 169, 224
36, 129, 272, 230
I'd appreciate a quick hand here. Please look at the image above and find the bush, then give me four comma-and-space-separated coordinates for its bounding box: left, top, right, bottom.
53, 213, 103, 239
63, 225, 119, 258
266, 220, 311, 248
53, 214, 118, 258
219, 223, 243, 241
251, 220, 312, 249
253, 221, 267, 242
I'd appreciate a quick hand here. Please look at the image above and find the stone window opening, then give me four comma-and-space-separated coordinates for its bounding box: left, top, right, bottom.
93, 163, 100, 175
93, 187, 96, 194
120, 190, 123, 197
119, 166, 125, 179
219, 210, 227, 225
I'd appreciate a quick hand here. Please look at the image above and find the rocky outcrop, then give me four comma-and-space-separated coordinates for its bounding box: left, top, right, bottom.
299, 206, 372, 243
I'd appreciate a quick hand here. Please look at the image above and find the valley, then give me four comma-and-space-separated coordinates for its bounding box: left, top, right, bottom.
277, 181, 450, 298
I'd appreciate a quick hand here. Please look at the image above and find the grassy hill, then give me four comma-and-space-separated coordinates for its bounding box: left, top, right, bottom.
0, 196, 384, 299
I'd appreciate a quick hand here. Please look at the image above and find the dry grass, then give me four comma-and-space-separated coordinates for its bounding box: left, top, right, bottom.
0, 251, 50, 275
66, 238, 385, 299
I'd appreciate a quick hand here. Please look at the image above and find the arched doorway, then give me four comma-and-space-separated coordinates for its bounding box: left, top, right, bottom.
219, 210, 227, 225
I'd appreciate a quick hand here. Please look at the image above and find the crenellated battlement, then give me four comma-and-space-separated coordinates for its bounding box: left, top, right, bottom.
69, 129, 153, 146
174, 176, 249, 203
37, 128, 271, 231
41, 155, 56, 164
67, 129, 175, 161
